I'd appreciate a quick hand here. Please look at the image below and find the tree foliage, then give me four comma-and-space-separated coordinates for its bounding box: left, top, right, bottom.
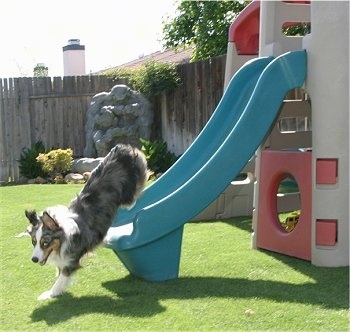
103, 61, 181, 98
162, 1, 249, 61
162, 1, 311, 62
133, 61, 182, 98
283, 22, 311, 36
33, 63, 48, 77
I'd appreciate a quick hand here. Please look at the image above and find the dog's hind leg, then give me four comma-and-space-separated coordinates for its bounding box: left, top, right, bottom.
37, 273, 73, 300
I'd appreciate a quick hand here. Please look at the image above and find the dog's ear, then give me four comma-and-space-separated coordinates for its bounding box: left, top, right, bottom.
25, 210, 40, 235
42, 211, 60, 230
25, 210, 39, 226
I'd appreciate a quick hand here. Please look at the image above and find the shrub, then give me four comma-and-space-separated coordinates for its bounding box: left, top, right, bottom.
133, 61, 181, 98
104, 60, 181, 98
140, 138, 178, 174
36, 148, 73, 178
18, 141, 48, 179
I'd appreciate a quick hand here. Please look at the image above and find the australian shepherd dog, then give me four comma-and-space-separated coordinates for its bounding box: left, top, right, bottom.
24, 144, 147, 300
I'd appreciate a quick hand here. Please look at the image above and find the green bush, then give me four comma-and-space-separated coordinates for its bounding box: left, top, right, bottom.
36, 148, 73, 177
133, 61, 181, 98
105, 67, 136, 85
18, 141, 48, 179
104, 60, 181, 98
140, 138, 178, 174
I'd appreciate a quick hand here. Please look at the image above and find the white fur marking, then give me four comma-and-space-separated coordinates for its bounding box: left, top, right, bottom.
37, 274, 73, 300
15, 232, 30, 238
32, 227, 45, 263
45, 205, 80, 236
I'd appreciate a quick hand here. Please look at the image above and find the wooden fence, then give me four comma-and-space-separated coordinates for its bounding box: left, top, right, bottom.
0, 55, 226, 183
161, 55, 226, 155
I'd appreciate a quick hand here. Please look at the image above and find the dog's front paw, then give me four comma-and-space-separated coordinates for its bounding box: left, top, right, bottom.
37, 290, 56, 300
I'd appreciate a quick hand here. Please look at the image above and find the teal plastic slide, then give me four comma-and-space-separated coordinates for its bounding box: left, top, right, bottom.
114, 55, 274, 227
104, 50, 307, 281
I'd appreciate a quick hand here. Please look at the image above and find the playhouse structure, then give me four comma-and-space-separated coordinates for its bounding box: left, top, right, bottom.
224, 0, 348, 267
104, 0, 348, 280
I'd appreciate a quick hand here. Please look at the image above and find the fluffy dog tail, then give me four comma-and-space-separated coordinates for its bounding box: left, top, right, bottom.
68, 144, 148, 237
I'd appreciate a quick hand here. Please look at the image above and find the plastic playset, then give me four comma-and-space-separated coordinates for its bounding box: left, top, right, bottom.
104, 1, 349, 280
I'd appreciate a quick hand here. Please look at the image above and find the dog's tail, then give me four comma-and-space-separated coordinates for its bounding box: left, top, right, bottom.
69, 144, 148, 225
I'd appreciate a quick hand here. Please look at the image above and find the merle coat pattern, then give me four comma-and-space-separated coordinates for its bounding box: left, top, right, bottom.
25, 144, 148, 300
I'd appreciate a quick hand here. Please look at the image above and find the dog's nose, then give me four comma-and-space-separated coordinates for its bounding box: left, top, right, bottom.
32, 256, 39, 263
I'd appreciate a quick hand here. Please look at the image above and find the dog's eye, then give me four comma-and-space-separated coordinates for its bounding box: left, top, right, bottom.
32, 238, 37, 246
41, 241, 50, 249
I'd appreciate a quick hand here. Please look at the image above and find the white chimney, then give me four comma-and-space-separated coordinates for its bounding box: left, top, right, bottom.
63, 39, 86, 76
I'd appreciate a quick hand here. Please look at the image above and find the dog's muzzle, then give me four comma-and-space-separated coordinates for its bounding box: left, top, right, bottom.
31, 248, 52, 265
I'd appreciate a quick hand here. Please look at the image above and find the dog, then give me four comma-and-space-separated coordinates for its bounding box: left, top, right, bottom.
24, 144, 148, 300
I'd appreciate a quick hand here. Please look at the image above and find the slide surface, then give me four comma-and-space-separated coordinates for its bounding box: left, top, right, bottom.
105, 50, 307, 281
113, 55, 273, 226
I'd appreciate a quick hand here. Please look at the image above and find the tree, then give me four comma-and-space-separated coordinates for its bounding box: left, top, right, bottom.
33, 63, 48, 77
162, 1, 250, 61
283, 23, 311, 36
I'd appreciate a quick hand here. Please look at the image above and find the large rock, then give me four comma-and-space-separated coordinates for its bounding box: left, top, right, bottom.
64, 173, 84, 183
71, 157, 103, 173
83, 84, 153, 157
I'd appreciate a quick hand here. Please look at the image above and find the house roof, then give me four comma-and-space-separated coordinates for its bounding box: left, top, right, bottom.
98, 47, 193, 73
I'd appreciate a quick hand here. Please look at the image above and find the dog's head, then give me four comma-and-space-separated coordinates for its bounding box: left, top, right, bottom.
25, 210, 64, 266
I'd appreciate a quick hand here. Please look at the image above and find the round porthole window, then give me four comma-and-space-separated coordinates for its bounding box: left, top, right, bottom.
276, 175, 301, 233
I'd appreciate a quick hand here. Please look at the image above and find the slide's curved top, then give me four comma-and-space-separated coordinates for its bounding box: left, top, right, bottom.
114, 55, 273, 226
105, 50, 307, 281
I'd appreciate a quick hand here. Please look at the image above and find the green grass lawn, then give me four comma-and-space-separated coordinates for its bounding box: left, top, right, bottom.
0, 184, 349, 331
